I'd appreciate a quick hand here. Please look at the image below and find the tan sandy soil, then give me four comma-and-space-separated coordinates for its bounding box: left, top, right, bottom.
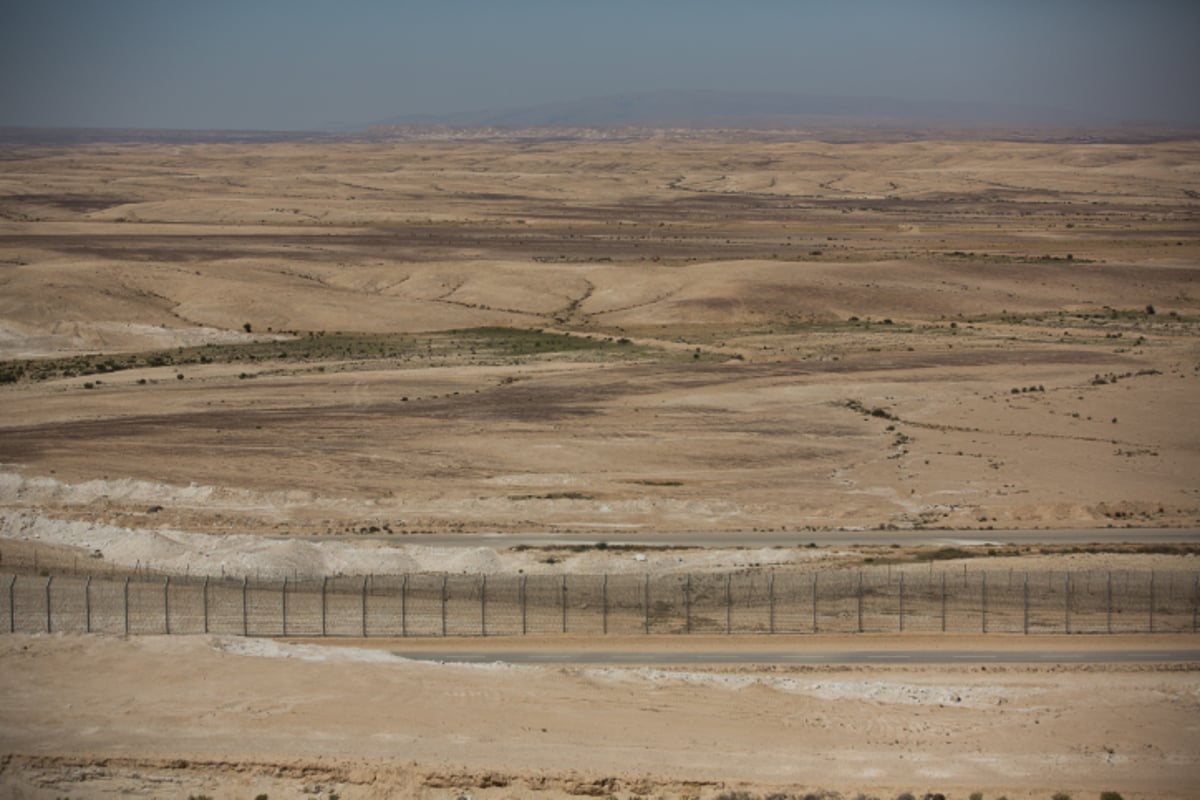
0, 633, 1197, 799
2, 133, 1200, 798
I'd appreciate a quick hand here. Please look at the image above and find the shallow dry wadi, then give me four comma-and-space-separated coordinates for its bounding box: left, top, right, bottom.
1, 132, 1199, 798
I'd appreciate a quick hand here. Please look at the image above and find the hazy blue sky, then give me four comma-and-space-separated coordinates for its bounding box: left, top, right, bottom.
2, 0, 1197, 130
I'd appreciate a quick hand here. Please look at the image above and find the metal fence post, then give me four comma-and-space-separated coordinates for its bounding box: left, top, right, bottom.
164, 577, 170, 635
242, 577, 249, 636
1023, 572, 1029, 635
1193, 573, 1199, 634
1065, 573, 1071, 634
561, 575, 568, 634
1106, 571, 1113, 634
401, 575, 408, 638
811, 573, 818, 634
361, 576, 369, 638
85, 576, 92, 634
685, 574, 692, 634
480, 575, 487, 637
124, 577, 130, 635
898, 572, 905, 633
321, 577, 328, 637
441, 575, 447, 637
203, 576, 209, 634
643, 574, 650, 634
725, 573, 732, 635
602, 574, 608, 635
45, 576, 52, 633
8, 576, 15, 633
281, 577, 288, 637
941, 571, 947, 633
1149, 571, 1155, 633
856, 571, 863, 633
768, 572, 775, 634
981, 572, 987, 634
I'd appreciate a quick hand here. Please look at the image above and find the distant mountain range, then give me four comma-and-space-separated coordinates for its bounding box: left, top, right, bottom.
368, 89, 1104, 130
0, 90, 1178, 146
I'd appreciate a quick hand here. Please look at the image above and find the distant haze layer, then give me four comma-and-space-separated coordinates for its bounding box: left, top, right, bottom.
1, 1, 1198, 130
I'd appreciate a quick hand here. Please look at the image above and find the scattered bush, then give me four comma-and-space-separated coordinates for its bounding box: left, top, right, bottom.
922, 547, 976, 561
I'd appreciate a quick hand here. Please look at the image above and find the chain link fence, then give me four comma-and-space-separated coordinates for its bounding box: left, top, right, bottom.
4, 568, 1198, 637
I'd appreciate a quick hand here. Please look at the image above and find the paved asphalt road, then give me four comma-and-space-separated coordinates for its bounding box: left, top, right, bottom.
355, 528, 1200, 548
398, 649, 1200, 665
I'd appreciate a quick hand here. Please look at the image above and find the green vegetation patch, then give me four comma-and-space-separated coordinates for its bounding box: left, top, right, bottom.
919, 546, 980, 561
0, 327, 692, 384
940, 250, 1093, 264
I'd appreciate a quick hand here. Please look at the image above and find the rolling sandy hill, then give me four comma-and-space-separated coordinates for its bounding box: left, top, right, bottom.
1, 136, 1198, 546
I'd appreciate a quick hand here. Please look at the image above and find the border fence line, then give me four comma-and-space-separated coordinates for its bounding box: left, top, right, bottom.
3, 568, 1198, 638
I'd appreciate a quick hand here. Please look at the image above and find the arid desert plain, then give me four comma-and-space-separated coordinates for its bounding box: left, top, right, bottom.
1, 131, 1199, 798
